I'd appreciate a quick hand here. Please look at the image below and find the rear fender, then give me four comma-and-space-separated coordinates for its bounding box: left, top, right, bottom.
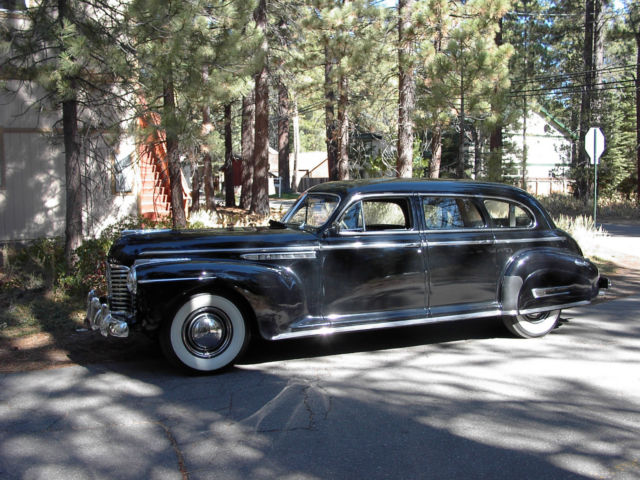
500, 248, 600, 315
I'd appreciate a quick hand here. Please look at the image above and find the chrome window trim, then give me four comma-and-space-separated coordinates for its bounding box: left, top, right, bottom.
280, 192, 342, 228
418, 193, 539, 231
335, 193, 418, 236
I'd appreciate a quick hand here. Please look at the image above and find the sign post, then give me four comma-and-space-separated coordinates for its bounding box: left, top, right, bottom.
585, 127, 605, 225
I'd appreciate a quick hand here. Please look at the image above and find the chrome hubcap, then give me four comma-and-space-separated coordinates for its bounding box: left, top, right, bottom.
182, 308, 232, 358
522, 312, 550, 324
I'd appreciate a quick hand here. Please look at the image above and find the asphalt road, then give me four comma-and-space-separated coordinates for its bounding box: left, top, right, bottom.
1, 293, 639, 480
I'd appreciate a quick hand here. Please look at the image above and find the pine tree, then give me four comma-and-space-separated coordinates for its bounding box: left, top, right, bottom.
1, 0, 131, 266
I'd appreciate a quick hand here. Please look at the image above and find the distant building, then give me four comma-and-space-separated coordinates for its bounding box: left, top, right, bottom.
505, 108, 574, 196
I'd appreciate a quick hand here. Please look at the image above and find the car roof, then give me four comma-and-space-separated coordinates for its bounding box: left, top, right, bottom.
307, 178, 531, 200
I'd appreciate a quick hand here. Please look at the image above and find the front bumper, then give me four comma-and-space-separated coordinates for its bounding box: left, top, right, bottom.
86, 290, 130, 338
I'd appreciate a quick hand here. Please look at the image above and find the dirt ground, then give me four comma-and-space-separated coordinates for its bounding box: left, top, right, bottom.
2, 250, 640, 374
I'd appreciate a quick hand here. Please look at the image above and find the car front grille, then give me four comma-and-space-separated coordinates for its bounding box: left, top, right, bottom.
107, 261, 133, 315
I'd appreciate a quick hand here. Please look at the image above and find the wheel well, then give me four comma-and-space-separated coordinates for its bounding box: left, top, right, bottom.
161, 282, 259, 338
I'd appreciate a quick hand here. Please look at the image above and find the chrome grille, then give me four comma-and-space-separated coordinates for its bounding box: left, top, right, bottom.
107, 261, 133, 314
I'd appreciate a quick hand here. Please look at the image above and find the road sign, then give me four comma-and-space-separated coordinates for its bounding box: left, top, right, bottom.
585, 127, 605, 165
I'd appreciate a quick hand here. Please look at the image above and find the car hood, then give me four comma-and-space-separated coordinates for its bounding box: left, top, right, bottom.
108, 226, 319, 266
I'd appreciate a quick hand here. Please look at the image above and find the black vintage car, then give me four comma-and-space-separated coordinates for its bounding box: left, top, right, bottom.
87, 179, 609, 372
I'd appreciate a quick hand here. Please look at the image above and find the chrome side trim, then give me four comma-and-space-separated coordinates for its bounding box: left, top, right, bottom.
321, 241, 422, 251
140, 245, 319, 256
427, 239, 494, 247
138, 277, 210, 285
134, 257, 191, 267
502, 300, 591, 317
270, 309, 503, 340
532, 286, 573, 299
494, 237, 563, 245
241, 251, 317, 260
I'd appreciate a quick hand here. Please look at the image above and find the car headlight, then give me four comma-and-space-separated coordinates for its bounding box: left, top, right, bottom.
126, 267, 137, 295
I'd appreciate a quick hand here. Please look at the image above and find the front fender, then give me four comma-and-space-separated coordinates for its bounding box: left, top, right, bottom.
500, 248, 600, 315
134, 260, 309, 338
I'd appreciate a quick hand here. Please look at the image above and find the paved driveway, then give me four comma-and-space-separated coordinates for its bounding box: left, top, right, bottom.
1, 294, 639, 480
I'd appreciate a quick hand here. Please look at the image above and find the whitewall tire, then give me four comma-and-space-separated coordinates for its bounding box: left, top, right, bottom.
503, 309, 561, 338
160, 294, 250, 372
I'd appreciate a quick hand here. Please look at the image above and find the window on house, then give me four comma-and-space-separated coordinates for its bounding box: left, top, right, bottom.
423, 197, 485, 230
484, 199, 534, 228
114, 153, 133, 193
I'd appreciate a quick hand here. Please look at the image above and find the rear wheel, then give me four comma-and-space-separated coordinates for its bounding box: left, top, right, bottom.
503, 309, 561, 338
160, 294, 250, 373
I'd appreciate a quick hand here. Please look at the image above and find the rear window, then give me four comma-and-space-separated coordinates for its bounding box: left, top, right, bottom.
423, 197, 485, 230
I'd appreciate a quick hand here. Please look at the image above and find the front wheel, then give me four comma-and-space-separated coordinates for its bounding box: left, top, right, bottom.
160, 294, 250, 373
503, 309, 561, 338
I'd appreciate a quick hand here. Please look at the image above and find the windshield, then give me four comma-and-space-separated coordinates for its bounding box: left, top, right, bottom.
282, 193, 340, 230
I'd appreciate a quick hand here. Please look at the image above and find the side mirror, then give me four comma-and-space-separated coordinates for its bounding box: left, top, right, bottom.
323, 223, 340, 238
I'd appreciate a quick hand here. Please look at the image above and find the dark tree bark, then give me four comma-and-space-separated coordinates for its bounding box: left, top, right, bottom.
240, 94, 255, 210
396, 0, 415, 178
250, 0, 270, 216
278, 82, 291, 193
325, 44, 338, 180
577, 0, 604, 199
191, 164, 200, 213
58, 0, 82, 268
224, 103, 235, 207
62, 94, 82, 267
488, 18, 503, 182
164, 76, 187, 228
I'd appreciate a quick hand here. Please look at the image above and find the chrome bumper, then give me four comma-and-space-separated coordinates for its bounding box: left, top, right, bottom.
86, 290, 130, 338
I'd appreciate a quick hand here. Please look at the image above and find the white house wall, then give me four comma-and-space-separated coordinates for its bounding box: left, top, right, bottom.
0, 81, 138, 242
505, 111, 571, 180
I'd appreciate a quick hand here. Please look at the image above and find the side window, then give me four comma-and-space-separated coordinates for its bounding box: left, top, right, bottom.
340, 198, 411, 232
423, 197, 485, 230
484, 199, 534, 228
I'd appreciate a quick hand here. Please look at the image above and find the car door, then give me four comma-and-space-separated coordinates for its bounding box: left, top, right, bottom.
421, 195, 499, 318
320, 195, 427, 326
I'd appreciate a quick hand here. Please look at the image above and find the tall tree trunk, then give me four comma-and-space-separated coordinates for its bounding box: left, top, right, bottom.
635, 23, 640, 203
62, 94, 82, 267
251, 0, 270, 216
292, 99, 300, 192
472, 126, 482, 179
396, 0, 415, 178
578, 0, 597, 199
488, 18, 503, 182
224, 103, 235, 207
457, 73, 466, 179
337, 73, 349, 180
191, 164, 200, 213
58, 0, 82, 268
164, 76, 187, 228
429, 126, 442, 179
325, 44, 338, 180
278, 82, 291, 193
240, 94, 255, 210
